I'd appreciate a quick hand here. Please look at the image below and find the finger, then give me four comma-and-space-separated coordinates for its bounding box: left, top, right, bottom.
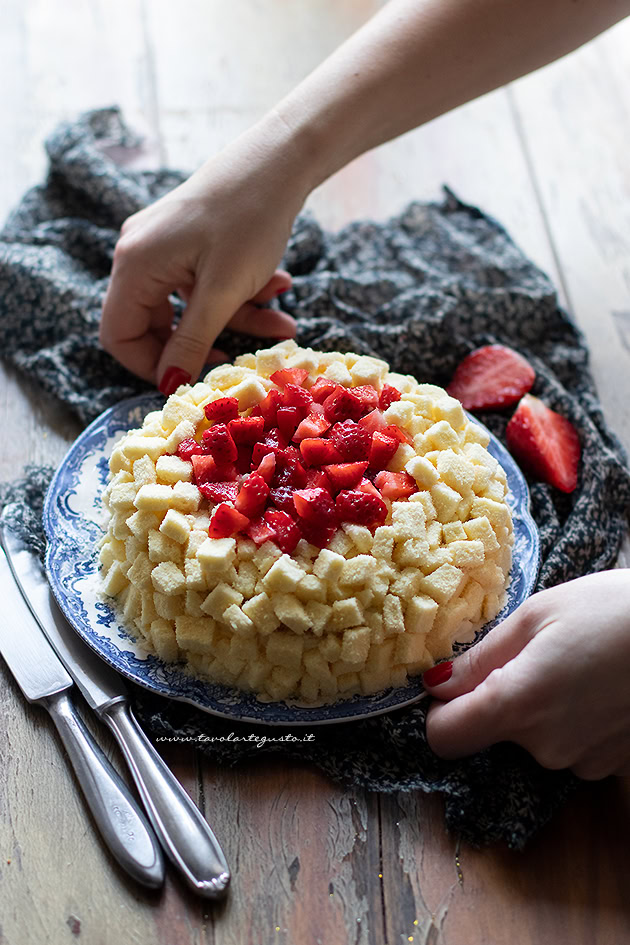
227, 303, 297, 339
422, 596, 543, 702
425, 669, 513, 758
249, 269, 292, 304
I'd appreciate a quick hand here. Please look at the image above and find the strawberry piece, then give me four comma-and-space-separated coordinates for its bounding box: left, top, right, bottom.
176, 437, 204, 460
357, 478, 383, 500
202, 423, 238, 464
447, 344, 536, 411
305, 468, 332, 491
198, 481, 240, 503
379, 384, 402, 411
330, 420, 372, 461
191, 454, 238, 484
259, 389, 282, 428
264, 509, 302, 553
506, 394, 580, 492
251, 429, 289, 466
323, 387, 365, 424
293, 488, 337, 525
229, 415, 264, 444
255, 452, 276, 484
299, 438, 344, 466
276, 406, 301, 441
335, 489, 387, 529
358, 409, 387, 434
323, 462, 369, 493
270, 367, 310, 388
273, 456, 307, 489
351, 385, 380, 412
369, 430, 399, 469
299, 519, 338, 549
269, 486, 297, 514
204, 396, 239, 423
209, 503, 250, 539
235, 472, 270, 517
246, 515, 276, 546
235, 444, 253, 474
374, 470, 418, 499
293, 413, 331, 442
282, 383, 313, 415
310, 377, 339, 404
383, 423, 413, 445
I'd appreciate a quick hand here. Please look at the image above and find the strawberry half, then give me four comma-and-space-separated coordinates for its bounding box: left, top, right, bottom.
204, 396, 239, 423
209, 503, 250, 539
447, 344, 535, 411
506, 394, 580, 493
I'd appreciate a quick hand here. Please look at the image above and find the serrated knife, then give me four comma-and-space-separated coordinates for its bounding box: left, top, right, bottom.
0, 535, 164, 889
0, 509, 230, 900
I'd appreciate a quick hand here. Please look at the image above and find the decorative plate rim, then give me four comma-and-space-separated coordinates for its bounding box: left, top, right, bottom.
43, 392, 540, 726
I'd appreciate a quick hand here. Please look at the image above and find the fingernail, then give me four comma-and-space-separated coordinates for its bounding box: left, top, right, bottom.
159, 366, 191, 397
422, 661, 453, 687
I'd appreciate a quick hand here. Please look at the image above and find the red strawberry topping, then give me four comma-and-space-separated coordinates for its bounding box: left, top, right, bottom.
351, 385, 380, 412
323, 388, 365, 424
191, 454, 238, 484
358, 409, 387, 434
258, 389, 282, 428
299, 438, 343, 466
263, 509, 302, 553
310, 377, 339, 403
374, 470, 418, 499
276, 406, 301, 441
246, 516, 276, 546
270, 367, 310, 388
447, 344, 536, 411
379, 384, 402, 410
293, 413, 331, 441
209, 503, 250, 539
255, 452, 276, 484
323, 462, 369, 493
229, 415, 264, 444
176, 436, 204, 460
204, 397, 239, 423
329, 420, 372, 461
335, 489, 388, 529
369, 431, 399, 469
202, 423, 238, 464
506, 394, 580, 492
292, 488, 337, 525
198, 481, 240, 504
234, 473, 270, 518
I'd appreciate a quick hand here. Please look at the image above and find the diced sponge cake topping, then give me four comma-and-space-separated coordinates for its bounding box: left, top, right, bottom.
99, 342, 513, 704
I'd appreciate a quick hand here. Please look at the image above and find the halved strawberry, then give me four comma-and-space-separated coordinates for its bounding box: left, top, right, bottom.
374, 470, 418, 499
310, 377, 339, 404
229, 415, 264, 444
323, 388, 365, 424
447, 344, 536, 411
202, 423, 238, 464
351, 385, 379, 412
270, 367, 310, 388
293, 413, 331, 441
264, 508, 302, 553
335, 490, 387, 529
209, 503, 250, 539
204, 396, 239, 423
323, 462, 369, 493
276, 406, 301, 441
235, 472, 270, 517
246, 515, 276, 546
506, 394, 580, 493
176, 436, 204, 460
258, 389, 282, 428
198, 481, 240, 504
293, 488, 337, 525
358, 409, 387, 434
379, 384, 401, 411
330, 420, 372, 461
255, 452, 276, 484
299, 438, 343, 466
369, 431, 399, 469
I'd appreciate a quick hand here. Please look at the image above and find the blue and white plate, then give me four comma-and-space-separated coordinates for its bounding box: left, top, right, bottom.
43, 393, 540, 726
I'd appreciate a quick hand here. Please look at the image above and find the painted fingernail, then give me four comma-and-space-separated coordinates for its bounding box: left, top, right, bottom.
422, 661, 453, 687
159, 366, 191, 397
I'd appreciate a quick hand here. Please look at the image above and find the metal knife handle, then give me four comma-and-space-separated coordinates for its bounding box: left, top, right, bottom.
43, 690, 164, 889
101, 700, 230, 899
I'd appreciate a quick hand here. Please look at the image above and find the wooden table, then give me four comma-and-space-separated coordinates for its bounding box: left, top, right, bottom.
2, 3, 630, 943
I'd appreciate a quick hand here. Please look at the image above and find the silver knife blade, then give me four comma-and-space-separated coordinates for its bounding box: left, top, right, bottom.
0, 521, 126, 713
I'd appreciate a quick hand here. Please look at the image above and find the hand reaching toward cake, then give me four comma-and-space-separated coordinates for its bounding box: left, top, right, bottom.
424, 570, 630, 779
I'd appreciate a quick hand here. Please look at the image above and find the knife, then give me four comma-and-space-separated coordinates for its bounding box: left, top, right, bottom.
0, 538, 164, 889
0, 509, 230, 900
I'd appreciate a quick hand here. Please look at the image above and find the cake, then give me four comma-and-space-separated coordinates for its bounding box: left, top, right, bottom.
98, 341, 513, 703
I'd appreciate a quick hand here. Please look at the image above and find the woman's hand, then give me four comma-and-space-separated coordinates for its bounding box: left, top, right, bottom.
100, 114, 312, 394
423, 570, 630, 779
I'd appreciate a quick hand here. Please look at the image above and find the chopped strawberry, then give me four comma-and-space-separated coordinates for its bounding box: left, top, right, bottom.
258, 389, 282, 428
329, 420, 372, 461
276, 406, 301, 441
506, 394, 580, 493
204, 396, 239, 423
379, 384, 402, 411
235, 444, 253, 474
235, 472, 270, 517
357, 478, 383, 500
299, 519, 338, 549
323, 462, 369, 493
358, 409, 387, 434
198, 481, 240, 504
310, 377, 339, 404
335, 490, 388, 529
293, 413, 331, 441
255, 452, 276, 484
305, 468, 332, 491
369, 431, 399, 469
293, 488, 337, 525
374, 470, 418, 499
299, 438, 344, 466
447, 344, 536, 411
282, 383, 313, 415
251, 430, 289, 466
383, 423, 413, 445
209, 503, 250, 539
270, 367, 310, 388
273, 456, 308, 489
264, 509, 302, 553
176, 437, 204, 460
229, 415, 264, 444
351, 385, 380, 412
202, 423, 238, 464
191, 454, 238, 484
246, 515, 276, 546
269, 486, 298, 514
323, 387, 365, 424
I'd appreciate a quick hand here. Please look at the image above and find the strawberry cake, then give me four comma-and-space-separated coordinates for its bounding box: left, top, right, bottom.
98, 341, 513, 703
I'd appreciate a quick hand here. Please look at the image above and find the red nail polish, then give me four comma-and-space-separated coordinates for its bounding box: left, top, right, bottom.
422, 661, 453, 687
159, 366, 191, 397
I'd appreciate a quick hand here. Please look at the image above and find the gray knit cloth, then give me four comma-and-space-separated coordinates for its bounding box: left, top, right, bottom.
2, 108, 629, 850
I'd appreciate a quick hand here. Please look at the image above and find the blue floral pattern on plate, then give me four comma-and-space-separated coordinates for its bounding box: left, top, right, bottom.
43, 393, 540, 726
